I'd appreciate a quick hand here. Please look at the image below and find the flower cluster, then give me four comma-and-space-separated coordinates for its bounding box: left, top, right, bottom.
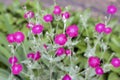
56, 47, 72, 56
87, 5, 118, 76
9, 56, 22, 75
88, 56, 103, 75
27, 51, 41, 61
95, 23, 112, 34
6, 3, 118, 80
7, 31, 25, 75
7, 31, 25, 44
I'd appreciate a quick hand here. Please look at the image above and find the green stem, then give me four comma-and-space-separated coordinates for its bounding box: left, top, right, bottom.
55, 21, 59, 34
93, 33, 103, 50
63, 19, 67, 34
49, 23, 52, 32
85, 66, 89, 80
105, 14, 111, 26
84, 26, 89, 37
53, 0, 56, 5
76, 27, 84, 41
107, 53, 115, 63
50, 62, 53, 80
22, 43, 27, 55
9, 45, 16, 80
100, 50, 106, 61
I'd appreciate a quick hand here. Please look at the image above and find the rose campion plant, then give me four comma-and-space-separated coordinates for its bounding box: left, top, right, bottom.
6, 2, 118, 80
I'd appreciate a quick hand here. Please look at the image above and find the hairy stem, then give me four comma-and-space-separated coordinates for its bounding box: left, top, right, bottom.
50, 62, 53, 80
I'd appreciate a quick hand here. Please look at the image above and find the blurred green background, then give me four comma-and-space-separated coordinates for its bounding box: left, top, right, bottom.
0, 0, 120, 80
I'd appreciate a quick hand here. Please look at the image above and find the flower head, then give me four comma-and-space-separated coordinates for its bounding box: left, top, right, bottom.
53, 5, 62, 15
43, 14, 53, 22
111, 58, 120, 68
62, 12, 70, 19
34, 51, 41, 61
27, 52, 35, 59
14, 31, 25, 43
95, 23, 105, 33
66, 25, 79, 38
12, 64, 23, 75
32, 24, 44, 35
88, 56, 100, 68
104, 27, 112, 34
54, 34, 67, 46
26, 22, 35, 29
56, 47, 65, 56
6, 33, 15, 44
62, 74, 72, 80
24, 11, 35, 19
43, 44, 48, 50
107, 5, 117, 15
65, 49, 72, 56
95, 67, 104, 75
9, 56, 18, 64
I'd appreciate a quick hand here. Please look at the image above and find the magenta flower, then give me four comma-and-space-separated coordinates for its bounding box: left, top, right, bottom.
27, 52, 35, 59
43, 14, 53, 22
9, 56, 18, 64
95, 67, 104, 75
26, 22, 35, 29
12, 63, 23, 75
54, 34, 67, 46
65, 49, 72, 56
107, 5, 117, 15
62, 74, 72, 80
88, 56, 100, 68
95, 23, 105, 33
32, 24, 44, 35
34, 51, 41, 61
62, 12, 70, 19
24, 11, 35, 19
111, 58, 120, 68
43, 44, 48, 50
56, 47, 65, 56
53, 5, 62, 15
6, 33, 15, 44
14, 31, 25, 43
104, 27, 112, 34
27, 51, 41, 61
66, 25, 79, 38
